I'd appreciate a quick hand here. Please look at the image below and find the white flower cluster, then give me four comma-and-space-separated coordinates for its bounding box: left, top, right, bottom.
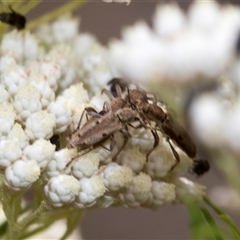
109, 0, 240, 85
103, 0, 131, 5
0, 14, 204, 210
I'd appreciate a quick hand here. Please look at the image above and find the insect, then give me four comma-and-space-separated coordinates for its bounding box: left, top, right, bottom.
0, 5, 26, 30
190, 159, 210, 176
67, 103, 140, 160
123, 85, 209, 175
107, 78, 128, 98
50, 134, 60, 151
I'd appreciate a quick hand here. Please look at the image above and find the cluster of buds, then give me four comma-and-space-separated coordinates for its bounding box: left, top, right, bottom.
0, 12, 205, 213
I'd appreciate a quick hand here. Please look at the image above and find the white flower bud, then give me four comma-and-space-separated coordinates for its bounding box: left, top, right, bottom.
189, 0, 221, 32
29, 72, 55, 109
128, 128, 155, 153
1, 31, 39, 61
0, 84, 10, 104
8, 123, 29, 150
61, 83, 89, 112
117, 147, 146, 173
40, 58, 61, 92
0, 139, 22, 168
13, 83, 42, 122
47, 100, 72, 133
147, 181, 176, 209
23, 139, 55, 170
144, 144, 176, 178
174, 177, 206, 203
75, 176, 105, 208
44, 174, 80, 207
0, 103, 16, 136
89, 93, 109, 113
72, 152, 100, 179
153, 3, 186, 39
22, 31, 40, 61
5, 160, 40, 191
95, 193, 117, 208
119, 172, 152, 207
70, 105, 87, 132
103, 0, 131, 5
0, 54, 16, 72
46, 148, 77, 179
2, 65, 27, 97
189, 93, 225, 147
101, 163, 133, 191
25, 110, 56, 140
52, 16, 79, 43
95, 138, 117, 164
47, 44, 76, 90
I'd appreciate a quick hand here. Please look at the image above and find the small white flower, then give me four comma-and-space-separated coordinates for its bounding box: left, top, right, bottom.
89, 92, 110, 113
25, 110, 56, 140
144, 144, 176, 178
39, 58, 61, 92
0, 103, 16, 136
0, 139, 22, 168
75, 176, 105, 208
29, 72, 55, 109
5, 160, 40, 191
188, 0, 221, 32
44, 174, 80, 207
95, 193, 117, 208
13, 83, 42, 122
0, 84, 10, 104
103, 0, 131, 5
47, 100, 72, 133
153, 3, 186, 39
1, 30, 39, 61
174, 177, 206, 203
128, 127, 155, 153
0, 54, 16, 72
100, 163, 133, 191
61, 83, 89, 112
8, 123, 29, 150
47, 44, 76, 90
2, 65, 27, 97
69, 104, 87, 132
223, 97, 240, 153
23, 139, 55, 170
147, 180, 176, 209
119, 172, 152, 207
73, 33, 98, 56
46, 148, 77, 179
72, 152, 100, 179
117, 146, 146, 174
52, 16, 79, 43
109, 21, 164, 83
189, 93, 226, 147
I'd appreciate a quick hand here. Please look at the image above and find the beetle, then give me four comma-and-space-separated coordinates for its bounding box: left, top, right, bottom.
0, 5, 26, 30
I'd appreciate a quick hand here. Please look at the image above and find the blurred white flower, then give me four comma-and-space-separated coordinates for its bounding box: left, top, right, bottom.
103, 0, 131, 5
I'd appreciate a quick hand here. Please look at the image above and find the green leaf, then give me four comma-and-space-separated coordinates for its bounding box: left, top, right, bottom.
200, 207, 223, 240
187, 199, 217, 239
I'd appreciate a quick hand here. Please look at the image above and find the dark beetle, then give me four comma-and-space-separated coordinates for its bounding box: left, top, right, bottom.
0, 5, 26, 30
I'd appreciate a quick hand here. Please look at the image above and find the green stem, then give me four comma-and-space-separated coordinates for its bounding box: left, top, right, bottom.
204, 196, 240, 237
26, 0, 86, 31
0, 174, 21, 239
18, 201, 50, 230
